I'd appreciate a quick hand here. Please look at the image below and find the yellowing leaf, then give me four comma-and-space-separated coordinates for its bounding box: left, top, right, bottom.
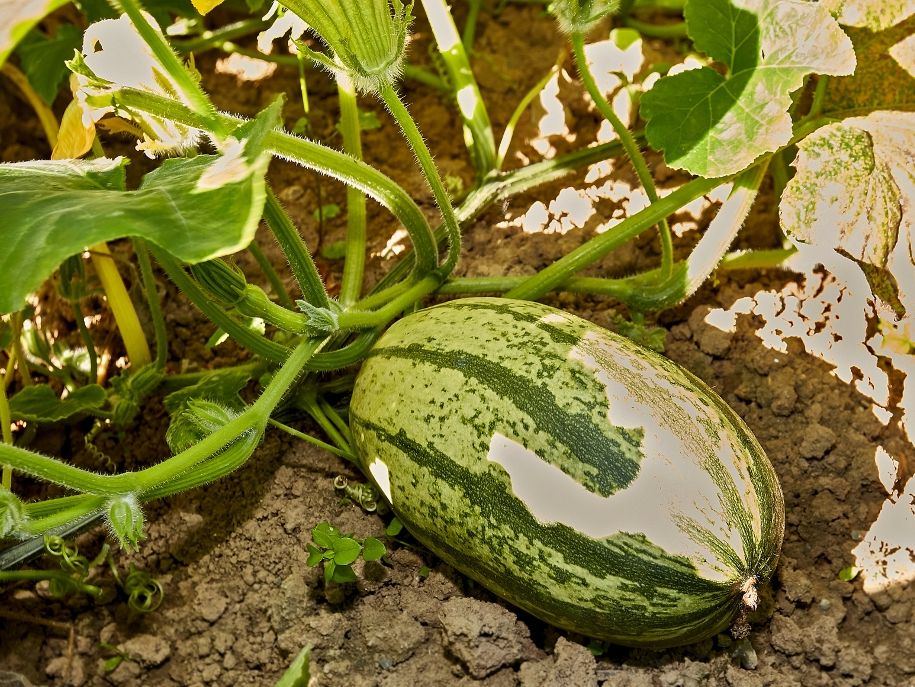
191, 0, 227, 15
823, 0, 915, 31
824, 16, 915, 113
780, 111, 915, 269
52, 99, 95, 160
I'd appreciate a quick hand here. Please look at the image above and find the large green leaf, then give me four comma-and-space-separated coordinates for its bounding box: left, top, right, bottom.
14, 25, 82, 103
640, 0, 856, 177
9, 384, 107, 422
0, 100, 280, 314
0, 0, 70, 67
780, 111, 915, 269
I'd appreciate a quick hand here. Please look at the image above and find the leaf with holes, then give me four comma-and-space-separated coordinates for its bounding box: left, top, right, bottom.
780, 111, 915, 269
640, 0, 856, 177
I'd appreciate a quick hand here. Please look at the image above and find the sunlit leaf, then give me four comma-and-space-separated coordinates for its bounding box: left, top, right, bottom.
0, 0, 69, 67
191, 0, 226, 15
823, 0, 915, 31
641, 0, 856, 177
824, 16, 915, 113
14, 24, 82, 103
0, 100, 280, 314
311, 522, 339, 548
780, 111, 915, 269
9, 384, 107, 422
838, 565, 861, 581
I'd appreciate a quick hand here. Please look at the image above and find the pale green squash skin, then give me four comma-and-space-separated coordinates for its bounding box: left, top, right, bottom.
349, 298, 784, 648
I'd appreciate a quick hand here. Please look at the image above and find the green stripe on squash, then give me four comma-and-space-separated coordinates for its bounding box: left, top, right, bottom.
349, 297, 784, 647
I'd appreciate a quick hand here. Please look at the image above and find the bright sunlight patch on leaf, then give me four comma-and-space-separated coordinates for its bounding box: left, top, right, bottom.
780, 112, 915, 270
641, 0, 856, 177
823, 0, 915, 31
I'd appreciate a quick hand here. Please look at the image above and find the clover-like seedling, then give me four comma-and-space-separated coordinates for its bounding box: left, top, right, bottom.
306, 522, 386, 584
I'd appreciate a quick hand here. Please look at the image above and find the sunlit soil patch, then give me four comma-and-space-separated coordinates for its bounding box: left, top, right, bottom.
852, 446, 915, 593
705, 245, 915, 594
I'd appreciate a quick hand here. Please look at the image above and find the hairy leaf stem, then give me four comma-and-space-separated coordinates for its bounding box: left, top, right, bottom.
263, 189, 331, 309
379, 82, 462, 275
154, 249, 291, 363
421, 0, 497, 177
110, 88, 441, 280
116, 0, 225, 136
336, 73, 369, 306
248, 241, 294, 309
505, 174, 726, 300
0, 338, 325, 503
571, 31, 674, 279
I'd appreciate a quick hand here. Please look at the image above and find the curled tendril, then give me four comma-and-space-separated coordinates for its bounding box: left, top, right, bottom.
334, 476, 379, 512
122, 567, 164, 613
44, 535, 90, 576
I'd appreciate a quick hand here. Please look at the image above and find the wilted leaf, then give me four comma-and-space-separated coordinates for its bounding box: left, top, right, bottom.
0, 0, 69, 67
0, 100, 280, 314
823, 0, 915, 31
641, 0, 856, 177
9, 384, 107, 422
52, 99, 96, 160
780, 111, 915, 269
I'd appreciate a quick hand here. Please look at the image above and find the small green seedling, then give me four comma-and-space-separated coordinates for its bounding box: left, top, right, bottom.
312, 203, 341, 223
306, 522, 386, 584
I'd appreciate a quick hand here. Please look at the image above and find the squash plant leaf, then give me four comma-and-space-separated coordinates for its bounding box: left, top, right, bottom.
780, 111, 915, 270
0, 99, 280, 314
9, 384, 107, 422
823, 0, 915, 31
823, 15, 915, 115
0, 0, 70, 67
640, 0, 856, 177
14, 25, 82, 104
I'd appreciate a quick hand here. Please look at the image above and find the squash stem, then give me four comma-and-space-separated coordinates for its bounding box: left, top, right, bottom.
336, 73, 369, 307
378, 82, 462, 276
571, 31, 674, 280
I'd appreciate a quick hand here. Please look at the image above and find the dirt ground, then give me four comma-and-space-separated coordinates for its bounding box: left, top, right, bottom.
1, 4, 913, 687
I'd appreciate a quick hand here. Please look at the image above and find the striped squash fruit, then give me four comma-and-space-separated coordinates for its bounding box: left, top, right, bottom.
349, 298, 784, 647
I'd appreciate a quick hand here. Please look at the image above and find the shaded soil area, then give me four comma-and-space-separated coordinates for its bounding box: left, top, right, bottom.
1, 4, 913, 687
